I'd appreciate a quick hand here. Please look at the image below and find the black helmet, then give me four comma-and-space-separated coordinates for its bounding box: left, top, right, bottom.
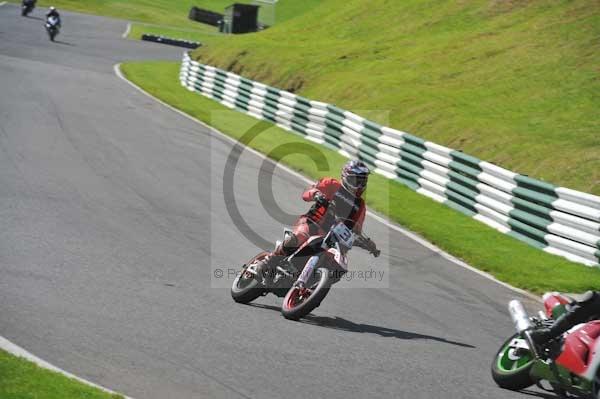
341, 160, 370, 195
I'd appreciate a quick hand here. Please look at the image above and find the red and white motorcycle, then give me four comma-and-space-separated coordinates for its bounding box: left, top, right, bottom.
230, 201, 379, 320
492, 293, 600, 398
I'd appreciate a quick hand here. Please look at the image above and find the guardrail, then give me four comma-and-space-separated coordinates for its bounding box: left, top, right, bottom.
141, 34, 200, 49
179, 52, 600, 267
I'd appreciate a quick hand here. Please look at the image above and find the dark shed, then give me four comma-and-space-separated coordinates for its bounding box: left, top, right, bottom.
224, 3, 260, 34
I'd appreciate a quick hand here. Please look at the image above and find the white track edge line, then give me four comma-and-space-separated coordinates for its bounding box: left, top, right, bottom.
0, 336, 133, 398
0, 2, 8, 7
122, 22, 131, 39
113, 63, 540, 303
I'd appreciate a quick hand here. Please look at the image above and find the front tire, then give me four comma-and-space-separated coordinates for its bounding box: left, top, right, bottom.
491, 333, 535, 390
281, 267, 331, 321
230, 252, 267, 304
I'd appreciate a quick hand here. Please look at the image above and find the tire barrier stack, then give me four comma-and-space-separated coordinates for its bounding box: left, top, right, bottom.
141, 34, 200, 49
188, 7, 223, 27
179, 52, 600, 267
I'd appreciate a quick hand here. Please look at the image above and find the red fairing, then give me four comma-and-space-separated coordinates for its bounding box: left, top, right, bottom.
555, 321, 600, 375
543, 293, 571, 318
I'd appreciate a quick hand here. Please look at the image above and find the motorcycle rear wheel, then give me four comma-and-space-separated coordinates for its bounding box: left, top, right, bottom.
230, 252, 267, 304
491, 333, 535, 390
281, 267, 331, 321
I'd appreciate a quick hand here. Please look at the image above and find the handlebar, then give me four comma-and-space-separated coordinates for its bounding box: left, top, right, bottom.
354, 233, 380, 257
322, 198, 380, 257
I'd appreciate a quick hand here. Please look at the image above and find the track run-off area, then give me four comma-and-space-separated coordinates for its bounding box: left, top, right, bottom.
0, 4, 544, 398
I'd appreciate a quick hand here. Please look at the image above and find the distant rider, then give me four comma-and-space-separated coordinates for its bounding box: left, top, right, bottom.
531, 291, 600, 347
46, 6, 61, 26
256, 160, 380, 278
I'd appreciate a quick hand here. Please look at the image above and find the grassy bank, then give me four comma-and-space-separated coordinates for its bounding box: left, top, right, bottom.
0, 349, 123, 399
120, 60, 600, 294
189, 0, 600, 195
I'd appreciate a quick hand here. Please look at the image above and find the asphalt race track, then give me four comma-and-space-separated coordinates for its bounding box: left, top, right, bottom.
0, 4, 544, 399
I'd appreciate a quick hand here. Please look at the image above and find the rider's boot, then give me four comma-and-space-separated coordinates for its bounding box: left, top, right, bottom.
255, 233, 301, 281
529, 315, 572, 348
255, 254, 285, 281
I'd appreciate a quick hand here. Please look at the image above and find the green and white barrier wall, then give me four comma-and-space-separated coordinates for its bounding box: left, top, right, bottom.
179, 52, 600, 267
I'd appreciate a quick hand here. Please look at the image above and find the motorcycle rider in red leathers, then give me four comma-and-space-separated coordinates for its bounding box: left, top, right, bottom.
255, 160, 379, 279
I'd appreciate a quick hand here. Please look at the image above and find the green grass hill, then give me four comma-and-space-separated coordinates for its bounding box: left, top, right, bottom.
191, 0, 600, 194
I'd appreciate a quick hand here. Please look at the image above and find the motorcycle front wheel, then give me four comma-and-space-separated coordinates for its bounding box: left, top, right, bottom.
281, 267, 331, 321
491, 333, 535, 390
230, 252, 267, 304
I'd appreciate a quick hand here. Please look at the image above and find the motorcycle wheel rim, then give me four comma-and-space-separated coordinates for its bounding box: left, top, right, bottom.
285, 287, 312, 309
236, 272, 255, 290
236, 254, 267, 289
496, 342, 533, 373
285, 270, 324, 309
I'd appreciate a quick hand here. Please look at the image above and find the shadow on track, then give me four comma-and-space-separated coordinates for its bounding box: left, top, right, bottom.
53, 40, 75, 46
248, 303, 475, 349
517, 389, 559, 399
25, 16, 44, 21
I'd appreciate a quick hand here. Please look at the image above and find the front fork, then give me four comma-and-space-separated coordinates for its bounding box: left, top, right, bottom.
295, 255, 320, 286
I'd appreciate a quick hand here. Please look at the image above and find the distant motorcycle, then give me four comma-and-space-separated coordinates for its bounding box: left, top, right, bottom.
492, 293, 600, 398
45, 16, 60, 41
21, 0, 36, 17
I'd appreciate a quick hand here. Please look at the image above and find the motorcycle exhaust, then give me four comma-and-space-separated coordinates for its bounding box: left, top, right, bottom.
508, 300, 533, 333
509, 300, 540, 358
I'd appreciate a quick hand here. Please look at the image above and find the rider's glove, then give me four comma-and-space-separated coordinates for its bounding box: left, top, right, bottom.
365, 238, 380, 257
313, 191, 328, 207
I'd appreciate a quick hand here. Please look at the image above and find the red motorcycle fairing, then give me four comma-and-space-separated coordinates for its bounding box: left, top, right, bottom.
543, 292, 571, 318
555, 321, 600, 376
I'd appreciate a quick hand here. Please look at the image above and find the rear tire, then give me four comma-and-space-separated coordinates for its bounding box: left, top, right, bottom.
230, 252, 267, 304
281, 267, 331, 321
491, 333, 535, 390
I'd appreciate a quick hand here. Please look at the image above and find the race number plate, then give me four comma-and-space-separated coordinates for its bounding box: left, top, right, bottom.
332, 222, 354, 249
